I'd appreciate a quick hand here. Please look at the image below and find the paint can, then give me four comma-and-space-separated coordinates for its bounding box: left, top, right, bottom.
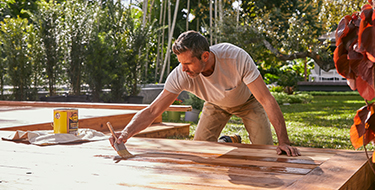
53, 108, 78, 135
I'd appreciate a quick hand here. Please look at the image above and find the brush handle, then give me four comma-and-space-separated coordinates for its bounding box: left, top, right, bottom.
106, 122, 118, 142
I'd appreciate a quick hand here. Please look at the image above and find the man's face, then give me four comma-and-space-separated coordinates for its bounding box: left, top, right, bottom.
177, 50, 206, 78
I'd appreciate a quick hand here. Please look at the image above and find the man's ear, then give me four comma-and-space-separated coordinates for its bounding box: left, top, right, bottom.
201, 51, 210, 61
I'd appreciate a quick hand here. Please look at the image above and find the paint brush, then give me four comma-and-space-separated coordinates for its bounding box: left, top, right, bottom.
106, 122, 133, 158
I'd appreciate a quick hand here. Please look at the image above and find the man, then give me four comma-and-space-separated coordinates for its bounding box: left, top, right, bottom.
110, 31, 300, 156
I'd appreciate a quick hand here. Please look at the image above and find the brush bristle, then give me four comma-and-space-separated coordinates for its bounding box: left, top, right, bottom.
114, 142, 133, 158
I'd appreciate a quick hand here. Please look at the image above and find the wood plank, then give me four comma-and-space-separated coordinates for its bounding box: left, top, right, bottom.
134, 122, 190, 138
0, 100, 192, 112
288, 151, 375, 190
0, 131, 373, 189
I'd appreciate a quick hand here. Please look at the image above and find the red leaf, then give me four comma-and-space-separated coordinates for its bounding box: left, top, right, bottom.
351, 124, 363, 149
367, 104, 375, 132
349, 58, 361, 78
336, 15, 352, 46
334, 43, 347, 63
357, 58, 374, 86
361, 4, 373, 23
350, 123, 375, 149
360, 26, 375, 62
348, 41, 363, 60
350, 104, 375, 149
335, 54, 350, 78
355, 105, 371, 137
358, 5, 373, 51
364, 129, 375, 147
356, 75, 375, 101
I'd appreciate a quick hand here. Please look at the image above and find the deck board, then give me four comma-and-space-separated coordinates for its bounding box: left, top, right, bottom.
0, 131, 373, 189
0, 106, 189, 138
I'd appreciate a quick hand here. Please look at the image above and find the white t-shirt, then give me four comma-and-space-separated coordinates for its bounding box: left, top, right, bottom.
165, 43, 260, 107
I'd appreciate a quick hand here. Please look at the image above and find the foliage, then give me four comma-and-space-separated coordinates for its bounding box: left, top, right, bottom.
61, 0, 97, 96
31, 0, 64, 96
260, 58, 313, 89
212, 0, 367, 73
236, 0, 332, 71
184, 92, 205, 110
0, 17, 34, 100
172, 98, 183, 105
271, 92, 313, 105
300, 91, 360, 96
3, 0, 370, 103
123, 8, 156, 96
0, 0, 39, 21
334, 1, 375, 101
333, 0, 375, 161
269, 86, 284, 93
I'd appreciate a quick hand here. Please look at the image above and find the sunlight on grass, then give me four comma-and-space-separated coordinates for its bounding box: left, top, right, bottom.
344, 100, 366, 104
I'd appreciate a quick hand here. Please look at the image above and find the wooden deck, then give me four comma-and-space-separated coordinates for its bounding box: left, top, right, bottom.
0, 131, 374, 189
1, 101, 375, 189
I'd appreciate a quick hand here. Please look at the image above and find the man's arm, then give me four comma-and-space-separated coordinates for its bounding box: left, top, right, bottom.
111, 89, 179, 144
247, 75, 300, 156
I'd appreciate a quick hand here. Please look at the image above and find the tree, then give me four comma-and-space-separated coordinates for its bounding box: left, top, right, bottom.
31, 0, 64, 97
85, 3, 112, 102
124, 8, 155, 96
0, 17, 33, 100
61, 0, 96, 96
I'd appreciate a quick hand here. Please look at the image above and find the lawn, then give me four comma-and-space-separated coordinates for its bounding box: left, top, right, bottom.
179, 93, 374, 150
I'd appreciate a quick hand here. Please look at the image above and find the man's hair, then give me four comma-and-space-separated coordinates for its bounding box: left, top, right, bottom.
172, 31, 210, 60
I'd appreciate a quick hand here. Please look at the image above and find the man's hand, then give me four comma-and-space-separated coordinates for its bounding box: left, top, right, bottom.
276, 144, 301, 157
109, 131, 127, 150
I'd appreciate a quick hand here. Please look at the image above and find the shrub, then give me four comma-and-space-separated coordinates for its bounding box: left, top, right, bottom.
271, 92, 313, 105
300, 91, 360, 96
184, 92, 205, 110
269, 86, 284, 93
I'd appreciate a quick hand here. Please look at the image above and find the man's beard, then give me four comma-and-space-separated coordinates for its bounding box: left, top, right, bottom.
187, 60, 206, 79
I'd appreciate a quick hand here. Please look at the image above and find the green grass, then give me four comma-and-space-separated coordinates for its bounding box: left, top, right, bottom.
280, 95, 365, 149
172, 93, 374, 150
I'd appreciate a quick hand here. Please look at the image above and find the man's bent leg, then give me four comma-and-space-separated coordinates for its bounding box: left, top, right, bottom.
194, 102, 231, 142
232, 97, 273, 145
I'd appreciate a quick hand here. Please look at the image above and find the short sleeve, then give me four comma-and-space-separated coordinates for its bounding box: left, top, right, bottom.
239, 50, 260, 85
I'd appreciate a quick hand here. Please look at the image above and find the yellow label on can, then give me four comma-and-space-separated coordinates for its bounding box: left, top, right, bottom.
54, 109, 78, 135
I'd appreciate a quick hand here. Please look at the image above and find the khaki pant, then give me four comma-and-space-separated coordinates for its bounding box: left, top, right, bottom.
193, 95, 273, 145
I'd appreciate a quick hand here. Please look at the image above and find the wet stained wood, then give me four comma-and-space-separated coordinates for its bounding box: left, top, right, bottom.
0, 131, 373, 190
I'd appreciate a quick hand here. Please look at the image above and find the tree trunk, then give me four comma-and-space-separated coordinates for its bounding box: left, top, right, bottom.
214, 0, 217, 44
155, 0, 164, 82
159, 0, 180, 83
142, 0, 148, 27
186, 0, 190, 31
219, 0, 222, 43
197, 0, 200, 31
148, 0, 155, 23
209, 0, 212, 46
167, 0, 171, 75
